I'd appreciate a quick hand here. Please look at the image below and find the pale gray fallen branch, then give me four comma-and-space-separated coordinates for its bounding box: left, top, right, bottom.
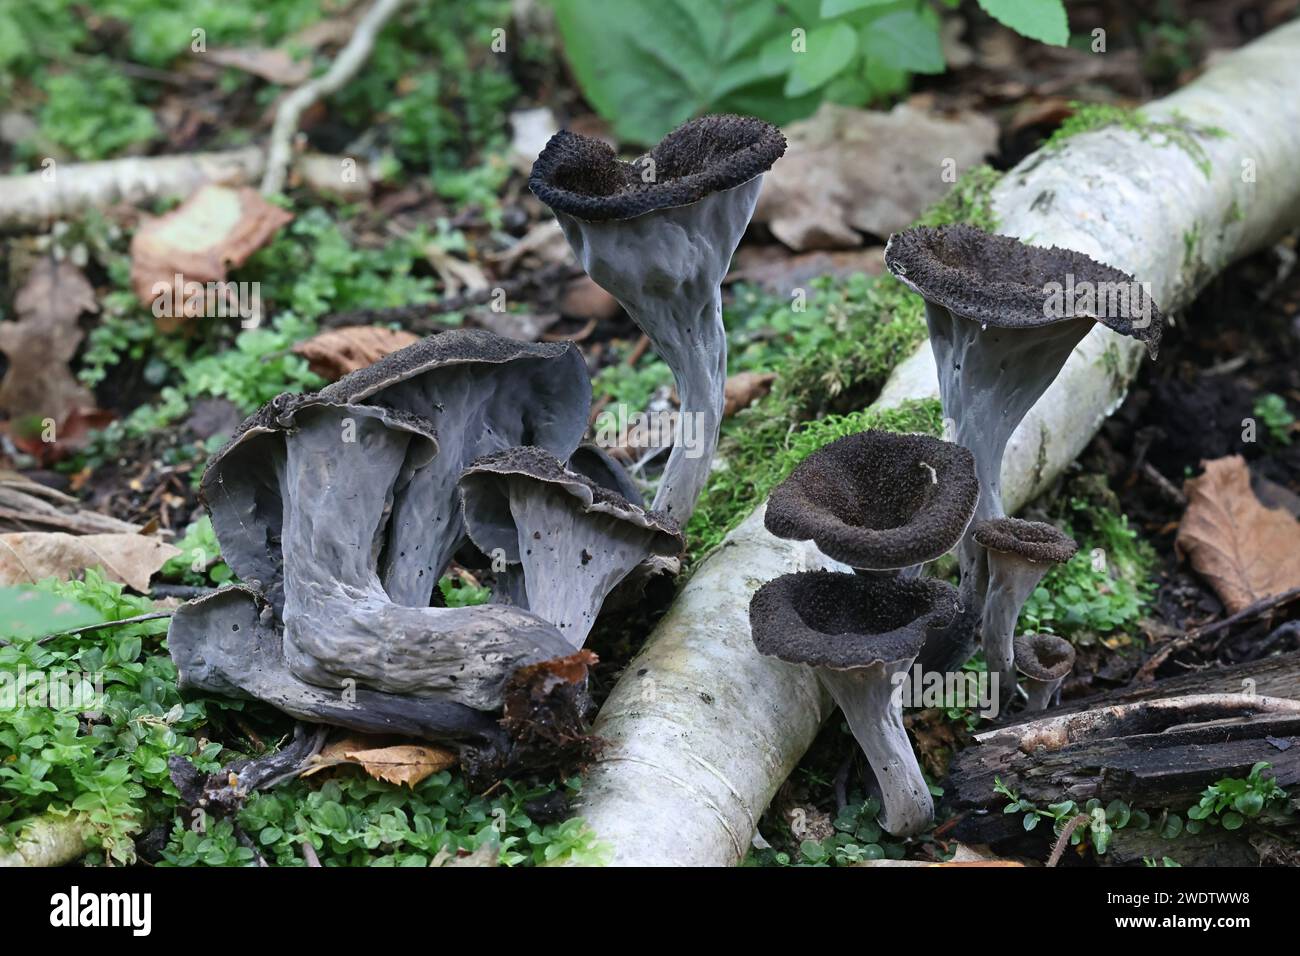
575, 19, 1300, 866
260, 0, 406, 195
0, 148, 265, 231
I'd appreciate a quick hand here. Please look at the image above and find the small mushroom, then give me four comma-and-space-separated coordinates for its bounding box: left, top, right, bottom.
459, 446, 683, 646
971, 517, 1078, 703
1014, 633, 1076, 711
531, 114, 786, 521
764, 429, 979, 576
884, 224, 1161, 666
749, 571, 959, 837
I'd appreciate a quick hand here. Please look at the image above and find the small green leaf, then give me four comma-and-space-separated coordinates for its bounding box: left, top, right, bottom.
976, 0, 1069, 47
1221, 812, 1245, 831
861, 9, 945, 74
785, 22, 858, 96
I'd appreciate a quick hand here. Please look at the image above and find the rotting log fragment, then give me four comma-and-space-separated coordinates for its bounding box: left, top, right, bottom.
945, 694, 1300, 854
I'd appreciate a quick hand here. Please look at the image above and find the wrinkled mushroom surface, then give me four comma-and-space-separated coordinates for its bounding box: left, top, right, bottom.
169, 586, 503, 744
273, 402, 573, 707
764, 430, 978, 572
972, 517, 1078, 703
749, 571, 957, 836
532, 115, 784, 523
460, 446, 682, 645
1014, 632, 1076, 711
203, 330, 592, 614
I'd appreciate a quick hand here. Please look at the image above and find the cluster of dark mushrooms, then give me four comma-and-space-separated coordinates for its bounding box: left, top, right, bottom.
170, 111, 1164, 811
749, 224, 1162, 836
168, 115, 788, 768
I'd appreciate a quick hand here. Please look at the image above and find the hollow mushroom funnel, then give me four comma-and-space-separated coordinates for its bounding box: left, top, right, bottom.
972, 517, 1078, 703
1014, 633, 1076, 712
530, 114, 786, 522
763, 429, 979, 577
749, 571, 959, 838
884, 225, 1160, 665
459, 446, 683, 647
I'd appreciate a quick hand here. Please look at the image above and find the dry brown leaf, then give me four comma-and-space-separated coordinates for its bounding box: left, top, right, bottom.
754, 103, 998, 251
723, 371, 777, 418
0, 258, 98, 436
292, 326, 420, 380
728, 245, 885, 297
559, 275, 620, 321
344, 744, 456, 788
0, 532, 180, 592
303, 733, 455, 787
129, 184, 293, 320
204, 47, 312, 85
1175, 456, 1300, 613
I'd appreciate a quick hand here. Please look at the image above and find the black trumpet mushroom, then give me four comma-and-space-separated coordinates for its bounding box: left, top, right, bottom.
459, 446, 683, 646
530, 114, 786, 522
972, 517, 1078, 703
173, 330, 599, 745
764, 429, 979, 576
749, 571, 959, 837
884, 224, 1161, 668
1014, 632, 1076, 711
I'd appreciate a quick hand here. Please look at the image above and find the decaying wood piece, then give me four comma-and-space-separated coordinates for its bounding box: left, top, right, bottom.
946, 695, 1300, 852
577, 20, 1300, 866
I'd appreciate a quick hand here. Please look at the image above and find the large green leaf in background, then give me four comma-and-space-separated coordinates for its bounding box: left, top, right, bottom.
0, 586, 102, 642
552, 0, 813, 144
977, 0, 1070, 47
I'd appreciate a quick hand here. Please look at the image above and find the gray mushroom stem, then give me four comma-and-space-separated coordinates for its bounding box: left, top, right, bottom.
820, 664, 933, 838
980, 554, 1052, 704
556, 178, 762, 521
925, 300, 1092, 588
459, 447, 682, 647
275, 402, 572, 710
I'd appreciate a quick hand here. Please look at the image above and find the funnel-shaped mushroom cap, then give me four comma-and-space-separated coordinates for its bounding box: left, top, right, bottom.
530, 116, 783, 524
460, 446, 683, 645
1014, 633, 1076, 682
203, 329, 591, 611
765, 430, 979, 570
884, 224, 1162, 359
973, 517, 1079, 565
748, 571, 959, 670
529, 115, 786, 222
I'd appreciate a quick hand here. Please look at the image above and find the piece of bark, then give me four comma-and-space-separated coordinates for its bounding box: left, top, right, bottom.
946, 696, 1300, 844
0, 813, 91, 868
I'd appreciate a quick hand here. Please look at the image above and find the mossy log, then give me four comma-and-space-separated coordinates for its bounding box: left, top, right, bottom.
577, 20, 1300, 866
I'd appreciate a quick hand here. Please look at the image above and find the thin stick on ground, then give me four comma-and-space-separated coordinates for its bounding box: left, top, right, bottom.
260, 0, 407, 196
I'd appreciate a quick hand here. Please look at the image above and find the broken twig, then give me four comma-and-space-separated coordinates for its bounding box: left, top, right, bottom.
261, 0, 407, 195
